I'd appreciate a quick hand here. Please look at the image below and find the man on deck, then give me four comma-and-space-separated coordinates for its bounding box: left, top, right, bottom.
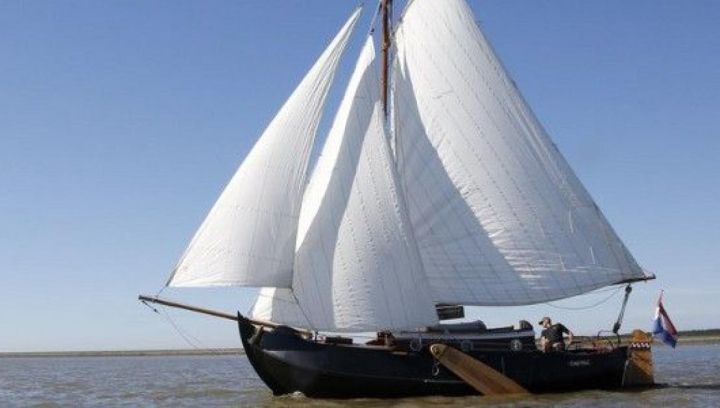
539, 316, 574, 352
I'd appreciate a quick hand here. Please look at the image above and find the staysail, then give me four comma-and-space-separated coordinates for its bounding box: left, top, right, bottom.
250, 287, 308, 328
393, 0, 647, 305
252, 38, 438, 331
167, 9, 361, 288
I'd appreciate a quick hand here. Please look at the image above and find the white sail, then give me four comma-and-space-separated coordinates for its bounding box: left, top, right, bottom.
393, 0, 646, 305
250, 288, 309, 328
253, 38, 438, 331
167, 9, 361, 288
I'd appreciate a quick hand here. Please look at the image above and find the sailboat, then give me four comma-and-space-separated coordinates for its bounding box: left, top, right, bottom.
140, 0, 657, 398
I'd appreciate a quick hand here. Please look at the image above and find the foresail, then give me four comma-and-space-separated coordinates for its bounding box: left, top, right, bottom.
393, 0, 646, 305
250, 288, 309, 328
255, 38, 438, 331
167, 8, 361, 288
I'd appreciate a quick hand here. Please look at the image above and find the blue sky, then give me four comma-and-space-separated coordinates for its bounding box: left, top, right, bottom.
1, 0, 718, 352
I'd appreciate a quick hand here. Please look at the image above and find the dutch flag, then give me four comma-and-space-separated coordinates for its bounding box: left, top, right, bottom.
652, 292, 678, 348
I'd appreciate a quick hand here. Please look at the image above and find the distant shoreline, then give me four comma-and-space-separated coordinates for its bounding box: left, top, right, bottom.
3, 330, 718, 358
658, 336, 720, 345
0, 348, 245, 358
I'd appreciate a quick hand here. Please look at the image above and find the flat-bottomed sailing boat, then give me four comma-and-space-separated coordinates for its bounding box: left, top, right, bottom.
141, 0, 656, 398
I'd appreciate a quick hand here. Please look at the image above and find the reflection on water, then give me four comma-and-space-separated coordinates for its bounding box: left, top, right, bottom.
1, 344, 719, 407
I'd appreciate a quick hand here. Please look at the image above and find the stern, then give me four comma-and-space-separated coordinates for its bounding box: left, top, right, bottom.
622, 329, 655, 387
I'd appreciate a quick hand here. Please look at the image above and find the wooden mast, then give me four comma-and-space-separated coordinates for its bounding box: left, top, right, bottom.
381, 0, 392, 116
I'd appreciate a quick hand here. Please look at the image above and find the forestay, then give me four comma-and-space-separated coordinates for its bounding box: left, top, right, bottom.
167, 9, 361, 288
393, 0, 646, 305
253, 38, 438, 331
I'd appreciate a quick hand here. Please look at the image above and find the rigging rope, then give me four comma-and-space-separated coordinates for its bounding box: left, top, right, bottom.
156, 305, 259, 379
290, 290, 316, 331
158, 306, 205, 350
543, 285, 623, 311
142, 298, 240, 357
251, 289, 316, 332
367, 1, 383, 36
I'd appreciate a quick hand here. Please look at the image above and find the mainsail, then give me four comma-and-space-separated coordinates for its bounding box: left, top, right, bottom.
253, 38, 438, 331
165, 0, 648, 331
393, 0, 646, 305
167, 9, 361, 288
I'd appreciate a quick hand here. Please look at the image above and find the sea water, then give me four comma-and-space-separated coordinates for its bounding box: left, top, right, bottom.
1, 344, 719, 407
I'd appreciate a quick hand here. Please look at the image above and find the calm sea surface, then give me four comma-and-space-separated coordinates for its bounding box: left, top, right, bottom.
1, 344, 719, 407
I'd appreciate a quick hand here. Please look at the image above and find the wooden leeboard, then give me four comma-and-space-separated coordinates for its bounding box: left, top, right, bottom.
430, 344, 528, 396
622, 329, 655, 386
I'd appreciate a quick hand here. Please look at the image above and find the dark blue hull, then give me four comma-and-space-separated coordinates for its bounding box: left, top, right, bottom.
238, 315, 632, 398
